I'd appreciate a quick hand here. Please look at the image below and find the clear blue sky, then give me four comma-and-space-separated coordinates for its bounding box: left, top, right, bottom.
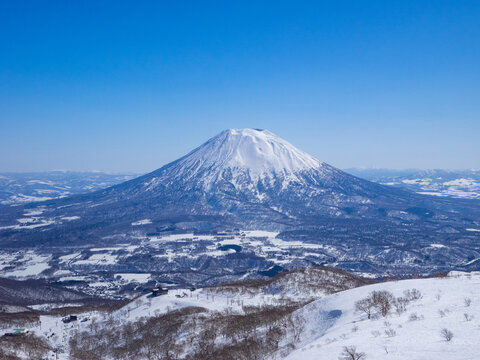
1, 1, 479, 173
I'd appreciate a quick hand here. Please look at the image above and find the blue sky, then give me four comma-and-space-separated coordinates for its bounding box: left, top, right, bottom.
1, 1, 479, 172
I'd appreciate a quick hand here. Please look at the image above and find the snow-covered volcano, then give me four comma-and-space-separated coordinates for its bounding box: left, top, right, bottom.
176, 128, 322, 177
1, 128, 480, 279
143, 128, 331, 191
1, 128, 479, 252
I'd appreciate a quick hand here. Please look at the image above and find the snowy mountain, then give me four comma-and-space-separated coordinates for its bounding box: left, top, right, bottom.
164, 128, 322, 182
3, 128, 477, 234
0, 171, 137, 205
1, 129, 480, 285
347, 168, 480, 200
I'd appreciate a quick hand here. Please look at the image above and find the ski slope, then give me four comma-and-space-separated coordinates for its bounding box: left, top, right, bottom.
286, 272, 480, 360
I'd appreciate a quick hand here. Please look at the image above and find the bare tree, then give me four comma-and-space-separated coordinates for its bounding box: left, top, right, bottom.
371, 290, 394, 317
440, 328, 453, 342
339, 346, 366, 360
355, 298, 374, 319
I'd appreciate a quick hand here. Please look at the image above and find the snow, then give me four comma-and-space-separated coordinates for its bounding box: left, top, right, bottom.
145, 230, 332, 268
74, 253, 118, 265
2, 252, 51, 278
243, 230, 280, 238
23, 208, 45, 216
149, 233, 195, 242
429, 244, 446, 248
7, 267, 477, 360
27, 180, 54, 185
58, 252, 81, 263
2, 194, 55, 204
0, 217, 56, 230
60, 216, 80, 221
285, 275, 480, 360
443, 178, 477, 187
114, 273, 151, 283
179, 129, 323, 176
143, 129, 327, 191
402, 179, 423, 184
270, 237, 324, 249
23, 272, 480, 360
131, 218, 152, 226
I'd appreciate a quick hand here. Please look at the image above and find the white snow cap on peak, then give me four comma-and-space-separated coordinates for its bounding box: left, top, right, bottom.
178, 128, 323, 176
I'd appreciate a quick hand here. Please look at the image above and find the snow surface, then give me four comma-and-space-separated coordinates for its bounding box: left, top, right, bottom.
285, 274, 480, 360
131, 219, 152, 226
2, 252, 51, 278
114, 273, 152, 283
60, 216, 80, 221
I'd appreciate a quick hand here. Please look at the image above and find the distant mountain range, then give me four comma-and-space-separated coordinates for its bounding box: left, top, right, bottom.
346, 168, 480, 199
0, 129, 479, 289
0, 171, 137, 205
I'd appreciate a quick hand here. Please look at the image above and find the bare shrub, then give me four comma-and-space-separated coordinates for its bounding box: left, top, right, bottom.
464, 313, 474, 322
409, 313, 418, 321
384, 328, 396, 337
434, 270, 448, 278
339, 346, 366, 360
404, 289, 422, 301
464, 298, 472, 307
440, 328, 453, 342
393, 297, 409, 315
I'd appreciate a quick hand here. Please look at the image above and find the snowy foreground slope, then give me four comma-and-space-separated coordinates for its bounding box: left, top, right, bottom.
287, 272, 480, 360
3, 270, 479, 359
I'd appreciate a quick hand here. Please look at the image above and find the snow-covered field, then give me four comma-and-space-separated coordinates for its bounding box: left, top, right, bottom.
1, 251, 51, 278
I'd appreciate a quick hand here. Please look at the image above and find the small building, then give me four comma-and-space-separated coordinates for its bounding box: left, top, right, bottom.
62, 315, 78, 324
4, 328, 29, 337
151, 287, 168, 297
